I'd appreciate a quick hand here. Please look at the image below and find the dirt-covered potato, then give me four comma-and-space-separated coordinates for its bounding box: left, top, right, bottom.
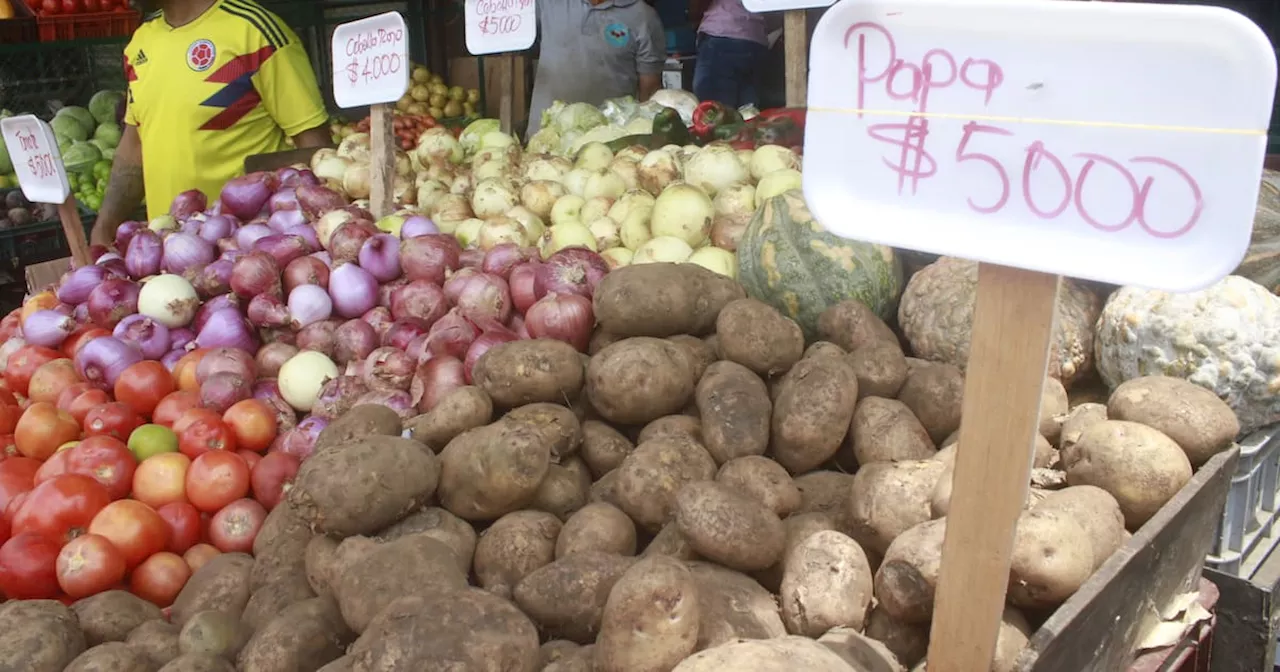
638, 415, 703, 444
675, 481, 786, 572
437, 419, 553, 521
557, 502, 638, 558
805, 341, 847, 360
590, 330, 625, 355
541, 640, 584, 667
716, 456, 801, 517
588, 337, 696, 425
846, 342, 908, 400
290, 436, 438, 536
716, 298, 805, 376
674, 636, 857, 671
473, 339, 585, 407
1108, 376, 1240, 466
755, 512, 839, 592
179, 610, 250, 660
1033, 485, 1126, 571
669, 334, 718, 383
993, 608, 1034, 672
72, 590, 164, 645
593, 262, 746, 337
474, 510, 563, 598
1007, 508, 1095, 610
313, 404, 402, 453
63, 641, 154, 672
896, 362, 965, 444
589, 469, 624, 507
1040, 377, 1070, 446
237, 597, 351, 672
772, 355, 860, 473
864, 606, 929, 668
304, 536, 341, 598
845, 460, 947, 556
126, 620, 181, 669
1060, 403, 1107, 452
318, 656, 352, 672
506, 402, 583, 460
1062, 420, 1193, 528
847, 397, 935, 466
545, 646, 596, 672
874, 518, 948, 624
818, 299, 899, 352
794, 471, 854, 516
157, 653, 235, 672
0, 600, 86, 671
930, 460, 1051, 520
580, 420, 634, 478
513, 552, 637, 643
614, 435, 718, 532
332, 534, 469, 634
689, 562, 787, 648
172, 553, 254, 626
375, 506, 478, 573
406, 386, 493, 451
780, 530, 874, 636
249, 503, 312, 590
696, 361, 771, 464
643, 523, 700, 560
241, 571, 316, 633
532, 457, 593, 520
595, 555, 700, 672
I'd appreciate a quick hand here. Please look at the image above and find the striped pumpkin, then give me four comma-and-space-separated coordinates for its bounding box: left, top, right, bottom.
1234, 170, 1280, 294
736, 190, 904, 337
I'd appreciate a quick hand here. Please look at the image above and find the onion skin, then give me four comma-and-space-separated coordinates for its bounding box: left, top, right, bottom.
390, 280, 449, 326
328, 221, 378, 266
87, 278, 141, 329
252, 378, 298, 432
399, 235, 461, 285
459, 248, 484, 269
247, 293, 291, 329
283, 256, 330, 294
125, 230, 164, 280
447, 272, 512, 326
296, 319, 342, 358
463, 329, 519, 384
278, 416, 328, 460
75, 336, 143, 390
312, 375, 370, 419
295, 185, 348, 220
283, 224, 321, 250
334, 319, 378, 366
170, 189, 208, 219
534, 248, 610, 300
525, 293, 594, 352
361, 307, 394, 338
354, 389, 415, 419
423, 308, 478, 361
410, 356, 466, 413
364, 346, 415, 391
382, 319, 428, 350
112, 314, 170, 360
189, 259, 235, 298
255, 343, 299, 378
195, 308, 259, 352
481, 244, 537, 279
358, 234, 403, 283
201, 371, 252, 413
328, 264, 379, 319
196, 347, 257, 386
56, 265, 107, 305
22, 310, 76, 348
230, 252, 283, 300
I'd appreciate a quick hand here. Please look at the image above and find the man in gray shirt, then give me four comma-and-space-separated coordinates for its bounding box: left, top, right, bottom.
526, 0, 667, 138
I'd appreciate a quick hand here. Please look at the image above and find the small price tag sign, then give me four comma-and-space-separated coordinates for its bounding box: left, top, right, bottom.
1, 115, 70, 205
331, 12, 410, 109
804, 0, 1276, 292
742, 0, 832, 14
465, 0, 536, 56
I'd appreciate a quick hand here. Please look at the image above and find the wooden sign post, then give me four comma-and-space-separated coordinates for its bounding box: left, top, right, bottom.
332, 12, 412, 219
802, 0, 1275, 667
464, 0, 537, 135
742, 0, 831, 107
1, 114, 92, 268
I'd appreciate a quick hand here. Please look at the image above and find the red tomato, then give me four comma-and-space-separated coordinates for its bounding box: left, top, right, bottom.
66, 388, 112, 427
0, 434, 14, 458
65, 436, 138, 500
40, 0, 60, 14
0, 387, 16, 407
250, 452, 299, 511
3, 345, 63, 396
0, 531, 62, 599
207, 499, 266, 553
27, 359, 80, 405
185, 451, 250, 513
62, 327, 110, 359
237, 450, 262, 471
0, 457, 39, 518
4, 491, 28, 523
81, 0, 101, 11
152, 391, 201, 428
15, 402, 81, 461
84, 402, 145, 441
34, 448, 73, 484
0, 514, 8, 546
172, 350, 208, 394
172, 407, 221, 435
115, 360, 175, 418
132, 452, 191, 509
56, 533, 126, 599
178, 417, 236, 458
156, 501, 201, 554
12, 474, 112, 544
57, 382, 95, 411
87, 499, 168, 570
130, 551, 191, 607
61, 0, 81, 13
183, 543, 220, 572
0, 404, 19, 435
223, 398, 277, 452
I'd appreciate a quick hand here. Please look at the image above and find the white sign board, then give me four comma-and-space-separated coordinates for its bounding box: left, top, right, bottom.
331, 12, 410, 109
465, 0, 536, 56
804, 0, 1276, 292
1, 115, 70, 205
743, 0, 833, 15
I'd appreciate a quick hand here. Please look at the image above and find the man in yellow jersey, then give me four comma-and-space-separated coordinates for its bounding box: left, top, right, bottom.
91, 0, 331, 246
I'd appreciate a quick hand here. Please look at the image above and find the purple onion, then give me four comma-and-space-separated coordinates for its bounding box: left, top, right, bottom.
161, 349, 186, 371
235, 223, 273, 249
22, 309, 75, 348
189, 258, 234, 298
197, 215, 236, 243
170, 190, 208, 219
269, 188, 299, 213
400, 216, 439, 239
311, 251, 333, 267
112, 314, 170, 360
247, 293, 291, 328
163, 232, 216, 276
73, 303, 90, 324
334, 319, 378, 366
354, 388, 415, 419
208, 199, 223, 216
268, 208, 306, 232
178, 219, 200, 235
125, 230, 163, 279
283, 223, 320, 250
288, 284, 333, 329
254, 234, 311, 267
252, 378, 297, 432
114, 221, 144, 252
86, 278, 141, 329
56, 264, 107, 305
96, 252, 122, 264
290, 169, 321, 188
279, 416, 327, 460
220, 172, 275, 220
98, 257, 129, 279
196, 307, 259, 352
169, 327, 196, 351
328, 263, 378, 319
194, 294, 240, 332
358, 234, 402, 283
75, 336, 143, 390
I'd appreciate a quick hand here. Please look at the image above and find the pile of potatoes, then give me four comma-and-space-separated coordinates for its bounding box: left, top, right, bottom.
3, 262, 1243, 672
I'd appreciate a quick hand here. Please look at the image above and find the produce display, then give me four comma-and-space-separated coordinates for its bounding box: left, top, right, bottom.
27, 0, 132, 16
1, 189, 58, 231
0, 91, 126, 210
328, 63, 482, 149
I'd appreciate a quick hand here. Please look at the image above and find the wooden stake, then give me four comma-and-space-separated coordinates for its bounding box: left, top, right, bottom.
784, 11, 807, 106
926, 264, 1060, 670
499, 52, 515, 135
368, 103, 396, 220
57, 196, 91, 267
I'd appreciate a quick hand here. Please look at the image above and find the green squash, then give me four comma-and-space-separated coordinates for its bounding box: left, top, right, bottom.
736, 189, 904, 338
1234, 170, 1280, 294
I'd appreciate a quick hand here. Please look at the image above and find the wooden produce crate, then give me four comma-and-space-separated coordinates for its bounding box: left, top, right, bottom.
35, 8, 140, 42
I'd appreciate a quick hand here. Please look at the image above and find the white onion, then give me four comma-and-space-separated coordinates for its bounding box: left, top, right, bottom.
137, 274, 199, 327
633, 236, 693, 264
279, 350, 340, 411
650, 182, 715, 247
540, 222, 598, 257
687, 246, 737, 278
755, 169, 804, 207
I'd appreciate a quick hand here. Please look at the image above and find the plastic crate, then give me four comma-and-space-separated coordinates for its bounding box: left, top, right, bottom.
1204, 426, 1280, 576
36, 9, 139, 42
0, 0, 38, 45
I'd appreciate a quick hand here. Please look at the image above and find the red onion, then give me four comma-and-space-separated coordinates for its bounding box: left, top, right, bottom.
288, 284, 333, 329
400, 235, 461, 285
354, 389, 415, 419
283, 256, 330, 294
329, 221, 378, 266
113, 314, 170, 360
312, 376, 369, 419
296, 319, 341, 357
534, 248, 610, 300
311, 251, 332, 267
236, 223, 273, 250
189, 258, 234, 298
89, 246, 112, 262
378, 278, 408, 309
383, 319, 429, 350
447, 272, 512, 325
177, 218, 201, 236
218, 239, 241, 256
200, 371, 251, 413
269, 188, 299, 213
230, 252, 282, 299
247, 293, 291, 329
220, 172, 277, 220
359, 234, 402, 282
410, 356, 466, 412
423, 308, 478, 360
251, 378, 297, 432
254, 234, 311, 269
87, 278, 141, 328
525, 293, 594, 352
163, 233, 216, 276
169, 327, 196, 351
334, 319, 378, 365
194, 294, 239, 332
390, 280, 448, 325
460, 249, 484, 269
361, 307, 393, 337
290, 169, 320, 188
53, 302, 75, 317
255, 343, 298, 378
22, 309, 75, 348
481, 244, 538, 279
72, 303, 90, 324
125, 230, 163, 279
161, 349, 186, 371
114, 221, 144, 252
98, 257, 129, 279
56, 265, 107, 305
274, 167, 300, 187
268, 209, 307, 234
260, 327, 296, 346
512, 315, 531, 339
195, 347, 257, 385
170, 189, 207, 219
364, 347, 415, 391
75, 336, 143, 390
464, 329, 519, 383
197, 215, 235, 243
404, 334, 430, 362
196, 308, 258, 352
295, 185, 347, 220
278, 416, 327, 460
509, 262, 540, 314
344, 205, 373, 221
400, 216, 439, 239
329, 264, 378, 318
283, 224, 320, 250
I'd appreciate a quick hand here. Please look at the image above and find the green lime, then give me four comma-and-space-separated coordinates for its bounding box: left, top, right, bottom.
128, 424, 179, 461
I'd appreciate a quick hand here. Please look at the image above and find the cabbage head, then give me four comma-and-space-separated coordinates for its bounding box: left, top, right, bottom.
62, 141, 102, 174
526, 127, 560, 155
649, 89, 699, 126
459, 118, 501, 156
51, 114, 89, 143
58, 106, 97, 136
600, 96, 638, 125
89, 90, 126, 125
564, 124, 628, 155
552, 103, 606, 135
93, 122, 122, 149
540, 101, 567, 131
0, 138, 11, 175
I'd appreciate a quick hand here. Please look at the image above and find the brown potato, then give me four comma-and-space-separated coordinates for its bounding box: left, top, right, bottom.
1062, 420, 1193, 528
72, 590, 163, 645
473, 510, 563, 599
845, 460, 947, 556
64, 642, 154, 672
595, 555, 701, 672
638, 415, 703, 444
178, 610, 250, 660
532, 457, 593, 520
1060, 403, 1107, 452
780, 530, 874, 636
580, 420, 635, 478
506, 402, 583, 461
614, 435, 718, 532
406, 385, 493, 451
874, 518, 948, 624
592, 263, 745, 337
304, 536, 341, 598
240, 571, 315, 633
864, 605, 929, 668
375, 506, 478, 574
590, 329, 625, 355
313, 404, 402, 453
0, 600, 86, 672
513, 552, 637, 643
157, 653, 235, 672
589, 469, 624, 507
847, 341, 909, 400
673, 636, 855, 671
546, 646, 596, 672
437, 419, 553, 521
696, 361, 771, 464
1040, 377, 1070, 446
896, 362, 965, 444
557, 502, 638, 558
716, 455, 801, 517
716, 298, 805, 376
1033, 485, 1126, 571
805, 341, 847, 360
289, 436, 438, 536
993, 608, 1034, 672
847, 397, 935, 466
331, 534, 468, 634
172, 553, 255, 626
1007, 508, 1095, 610
755, 511, 839, 592
688, 562, 787, 649
674, 481, 786, 572
794, 471, 854, 516
127, 620, 181, 669
1107, 376, 1240, 466
669, 334, 718, 384
237, 597, 351, 672
587, 337, 696, 425
249, 503, 311, 590
472, 339, 585, 408
817, 299, 899, 352
772, 356, 860, 473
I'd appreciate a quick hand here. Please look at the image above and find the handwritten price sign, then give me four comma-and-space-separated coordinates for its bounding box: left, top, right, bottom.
465, 0, 536, 55
805, 0, 1276, 292
1, 115, 70, 205
331, 12, 410, 109
742, 0, 832, 15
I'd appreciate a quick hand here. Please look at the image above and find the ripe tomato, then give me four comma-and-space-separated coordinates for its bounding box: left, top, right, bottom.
62, 326, 110, 359
15, 401, 80, 461
0, 386, 16, 407
156, 501, 201, 554
88, 499, 168, 569
34, 448, 73, 484
61, 0, 81, 13
208, 499, 266, 553
0, 532, 62, 599
65, 388, 112, 427
115, 360, 175, 418
27, 359, 80, 405
178, 416, 236, 458
65, 436, 138, 500
0, 457, 39, 520
183, 543, 220, 572
132, 452, 191, 509
12, 474, 112, 544
4, 345, 63, 396
173, 407, 221, 435
4, 491, 29, 522
0, 404, 19, 435
0, 434, 15, 458
250, 452, 299, 511
57, 382, 95, 411
40, 0, 60, 15
130, 551, 191, 607
0, 514, 8, 546
223, 399, 277, 452
185, 451, 250, 513
84, 402, 145, 441
172, 350, 209, 394
56, 533, 126, 599
153, 391, 201, 428
237, 450, 262, 471
81, 0, 100, 11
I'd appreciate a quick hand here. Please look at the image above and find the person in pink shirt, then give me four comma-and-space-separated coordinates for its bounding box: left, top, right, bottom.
689, 0, 769, 107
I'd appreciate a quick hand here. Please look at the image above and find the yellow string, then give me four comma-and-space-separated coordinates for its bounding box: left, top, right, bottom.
803, 106, 1268, 136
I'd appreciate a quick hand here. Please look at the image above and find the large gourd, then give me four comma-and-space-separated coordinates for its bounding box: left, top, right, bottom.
1233, 170, 1280, 294
736, 190, 903, 337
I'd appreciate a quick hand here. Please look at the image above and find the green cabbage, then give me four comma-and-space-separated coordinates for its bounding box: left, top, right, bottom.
552, 103, 606, 135
0, 136, 10, 174
62, 141, 102, 174
600, 96, 639, 126
540, 101, 566, 131
51, 114, 89, 143
58, 106, 97, 136
88, 90, 126, 125
564, 124, 628, 155
93, 122, 122, 149
526, 127, 560, 155
459, 118, 501, 156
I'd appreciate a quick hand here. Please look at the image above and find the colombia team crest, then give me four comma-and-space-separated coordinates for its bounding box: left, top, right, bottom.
187, 39, 217, 72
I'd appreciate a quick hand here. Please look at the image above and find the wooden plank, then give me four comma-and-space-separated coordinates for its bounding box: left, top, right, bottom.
1014, 446, 1240, 672
57, 198, 90, 268
368, 103, 396, 220
927, 265, 1060, 671
499, 53, 515, 135
784, 11, 807, 106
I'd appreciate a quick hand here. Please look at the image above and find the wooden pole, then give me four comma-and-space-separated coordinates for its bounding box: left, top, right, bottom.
499, 52, 515, 135
926, 264, 1060, 670
57, 197, 91, 267
368, 103, 396, 219
784, 11, 807, 106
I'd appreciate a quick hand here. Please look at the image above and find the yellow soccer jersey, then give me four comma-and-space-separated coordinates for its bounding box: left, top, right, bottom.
123, 0, 328, 220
